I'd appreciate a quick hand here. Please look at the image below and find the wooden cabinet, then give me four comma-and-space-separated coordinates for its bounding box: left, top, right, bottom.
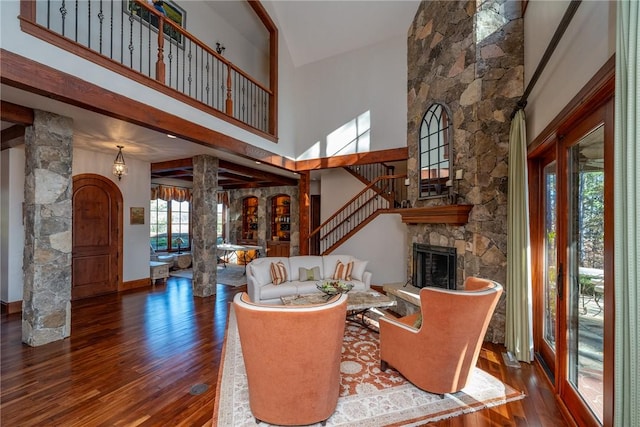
271, 195, 291, 242
241, 197, 258, 244
267, 240, 290, 257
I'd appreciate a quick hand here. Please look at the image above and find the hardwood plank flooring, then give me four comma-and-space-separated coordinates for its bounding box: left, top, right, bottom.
1, 278, 568, 426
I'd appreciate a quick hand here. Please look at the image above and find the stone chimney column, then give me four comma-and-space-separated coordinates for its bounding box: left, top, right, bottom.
22, 111, 73, 346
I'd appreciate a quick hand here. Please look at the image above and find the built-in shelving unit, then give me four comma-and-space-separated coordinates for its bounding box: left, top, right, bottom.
241, 196, 258, 244
268, 194, 290, 257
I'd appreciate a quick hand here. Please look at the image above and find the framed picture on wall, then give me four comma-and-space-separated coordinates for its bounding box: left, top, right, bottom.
126, 0, 187, 47
130, 207, 145, 225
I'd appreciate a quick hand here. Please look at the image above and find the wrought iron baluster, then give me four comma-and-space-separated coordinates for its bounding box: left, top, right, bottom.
47, 0, 51, 29
98, 1, 104, 53
60, 0, 67, 36
128, 13, 134, 67
187, 42, 192, 95
74, 0, 78, 42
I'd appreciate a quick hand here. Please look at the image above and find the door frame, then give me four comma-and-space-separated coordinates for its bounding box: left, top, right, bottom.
528, 57, 614, 427
72, 173, 124, 297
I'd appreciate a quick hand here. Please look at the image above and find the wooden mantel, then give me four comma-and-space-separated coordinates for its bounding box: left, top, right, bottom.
392, 204, 473, 225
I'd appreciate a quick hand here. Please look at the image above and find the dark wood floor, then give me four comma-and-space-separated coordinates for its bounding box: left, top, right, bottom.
1, 277, 568, 426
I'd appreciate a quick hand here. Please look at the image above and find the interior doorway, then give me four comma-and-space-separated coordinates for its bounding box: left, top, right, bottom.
72, 174, 123, 300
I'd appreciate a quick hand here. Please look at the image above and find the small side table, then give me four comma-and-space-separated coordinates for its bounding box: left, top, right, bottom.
150, 261, 171, 284
173, 253, 192, 269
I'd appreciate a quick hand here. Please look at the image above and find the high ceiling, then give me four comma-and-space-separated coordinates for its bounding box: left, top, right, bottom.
2, 1, 419, 185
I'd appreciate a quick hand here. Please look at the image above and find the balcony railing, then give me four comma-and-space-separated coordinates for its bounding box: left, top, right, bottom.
26, 0, 274, 136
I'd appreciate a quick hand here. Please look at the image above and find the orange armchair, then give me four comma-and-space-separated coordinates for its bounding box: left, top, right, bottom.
232, 292, 348, 426
379, 278, 503, 395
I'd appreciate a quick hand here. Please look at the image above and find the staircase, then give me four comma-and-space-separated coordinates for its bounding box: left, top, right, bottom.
310, 164, 407, 255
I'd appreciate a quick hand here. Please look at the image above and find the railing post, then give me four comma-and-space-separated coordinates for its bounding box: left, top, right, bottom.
225, 64, 233, 115
155, 16, 165, 84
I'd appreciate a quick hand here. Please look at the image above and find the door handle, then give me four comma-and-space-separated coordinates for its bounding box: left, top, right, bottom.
557, 263, 564, 300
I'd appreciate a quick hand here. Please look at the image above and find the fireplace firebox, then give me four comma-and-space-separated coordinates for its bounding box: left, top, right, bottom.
412, 243, 456, 289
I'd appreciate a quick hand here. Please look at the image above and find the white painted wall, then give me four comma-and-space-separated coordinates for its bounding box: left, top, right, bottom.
0, 146, 26, 303
525, 1, 616, 141
320, 168, 407, 285
333, 214, 407, 286
73, 148, 151, 282
294, 36, 408, 159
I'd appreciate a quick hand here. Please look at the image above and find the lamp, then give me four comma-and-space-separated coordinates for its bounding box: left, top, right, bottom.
175, 237, 185, 254
112, 145, 128, 181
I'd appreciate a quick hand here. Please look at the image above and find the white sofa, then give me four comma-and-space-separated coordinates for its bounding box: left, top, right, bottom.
246, 255, 372, 304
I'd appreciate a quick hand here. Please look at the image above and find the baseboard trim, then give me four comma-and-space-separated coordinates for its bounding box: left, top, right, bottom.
120, 278, 152, 291
1, 300, 22, 315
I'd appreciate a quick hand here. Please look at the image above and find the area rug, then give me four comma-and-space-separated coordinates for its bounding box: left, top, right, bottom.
213, 309, 525, 426
169, 264, 246, 287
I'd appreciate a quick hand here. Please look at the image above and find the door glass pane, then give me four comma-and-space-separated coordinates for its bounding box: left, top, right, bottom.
567, 125, 604, 423
543, 161, 557, 350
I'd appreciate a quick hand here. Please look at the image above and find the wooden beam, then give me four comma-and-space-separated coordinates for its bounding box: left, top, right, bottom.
1, 125, 26, 150
295, 147, 408, 171
298, 171, 310, 255
1, 101, 34, 125
219, 160, 297, 186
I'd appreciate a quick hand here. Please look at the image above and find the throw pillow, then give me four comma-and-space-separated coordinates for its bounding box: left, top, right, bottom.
351, 259, 369, 281
298, 266, 321, 281
270, 261, 288, 285
333, 260, 353, 281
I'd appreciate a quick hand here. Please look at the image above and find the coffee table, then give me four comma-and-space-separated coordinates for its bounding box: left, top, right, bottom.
281, 290, 396, 331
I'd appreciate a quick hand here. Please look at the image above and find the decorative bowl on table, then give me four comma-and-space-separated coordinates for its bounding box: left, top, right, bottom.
316, 281, 353, 296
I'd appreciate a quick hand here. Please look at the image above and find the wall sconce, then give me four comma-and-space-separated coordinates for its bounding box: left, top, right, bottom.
175, 237, 185, 254
112, 145, 128, 181
215, 42, 226, 56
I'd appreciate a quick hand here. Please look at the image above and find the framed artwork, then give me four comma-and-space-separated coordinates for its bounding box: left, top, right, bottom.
126, 0, 187, 47
130, 207, 145, 225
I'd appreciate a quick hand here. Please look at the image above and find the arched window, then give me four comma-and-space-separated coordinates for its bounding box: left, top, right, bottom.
419, 103, 451, 199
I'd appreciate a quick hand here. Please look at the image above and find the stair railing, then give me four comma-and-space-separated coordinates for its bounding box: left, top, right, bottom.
310, 174, 407, 254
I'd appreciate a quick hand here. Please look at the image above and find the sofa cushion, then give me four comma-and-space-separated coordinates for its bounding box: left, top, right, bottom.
270, 261, 288, 285
322, 255, 353, 280
250, 257, 291, 286
299, 266, 321, 281
351, 259, 369, 281
288, 256, 324, 281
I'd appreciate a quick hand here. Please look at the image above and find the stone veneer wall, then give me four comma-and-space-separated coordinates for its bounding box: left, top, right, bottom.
229, 186, 300, 256
407, 0, 523, 343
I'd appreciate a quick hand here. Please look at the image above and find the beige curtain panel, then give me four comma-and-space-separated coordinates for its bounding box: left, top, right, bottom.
150, 185, 191, 202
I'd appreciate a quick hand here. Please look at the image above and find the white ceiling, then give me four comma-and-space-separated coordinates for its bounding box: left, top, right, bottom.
270, 0, 420, 67
2, 0, 419, 173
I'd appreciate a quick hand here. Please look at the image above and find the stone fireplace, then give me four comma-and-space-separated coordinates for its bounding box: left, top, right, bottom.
412, 243, 456, 289
405, 0, 524, 343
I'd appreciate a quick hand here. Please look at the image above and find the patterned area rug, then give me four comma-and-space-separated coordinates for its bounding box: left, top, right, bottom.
213, 309, 525, 426
169, 264, 246, 287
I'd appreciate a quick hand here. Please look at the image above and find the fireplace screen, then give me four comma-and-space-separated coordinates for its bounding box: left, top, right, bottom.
412, 244, 456, 289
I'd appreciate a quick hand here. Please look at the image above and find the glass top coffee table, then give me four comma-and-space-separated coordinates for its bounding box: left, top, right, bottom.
281, 290, 396, 331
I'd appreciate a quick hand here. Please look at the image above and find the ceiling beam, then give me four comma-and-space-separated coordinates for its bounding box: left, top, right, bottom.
1, 101, 34, 125
1, 125, 25, 150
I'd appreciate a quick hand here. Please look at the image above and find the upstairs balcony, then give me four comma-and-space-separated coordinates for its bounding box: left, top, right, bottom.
17, 0, 278, 140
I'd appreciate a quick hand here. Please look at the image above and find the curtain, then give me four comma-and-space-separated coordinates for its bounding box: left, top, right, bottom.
614, 1, 639, 425
150, 185, 191, 202
505, 109, 534, 362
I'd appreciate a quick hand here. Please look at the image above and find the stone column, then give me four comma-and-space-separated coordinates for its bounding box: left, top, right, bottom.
22, 111, 73, 346
191, 155, 218, 297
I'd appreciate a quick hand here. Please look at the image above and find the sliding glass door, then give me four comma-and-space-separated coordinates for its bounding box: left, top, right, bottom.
531, 100, 613, 426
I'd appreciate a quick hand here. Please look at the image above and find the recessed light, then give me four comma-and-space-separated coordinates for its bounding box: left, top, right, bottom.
255, 161, 261, 165
167, 134, 177, 139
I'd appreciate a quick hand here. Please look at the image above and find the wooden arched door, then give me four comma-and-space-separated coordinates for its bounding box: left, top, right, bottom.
72, 174, 123, 300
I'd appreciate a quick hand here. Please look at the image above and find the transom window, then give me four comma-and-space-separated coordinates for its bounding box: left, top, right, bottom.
419, 103, 451, 199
